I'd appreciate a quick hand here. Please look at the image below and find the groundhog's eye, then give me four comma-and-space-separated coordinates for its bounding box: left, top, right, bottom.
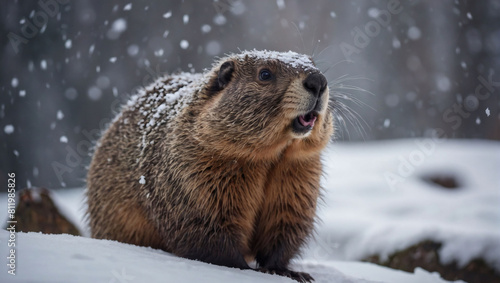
259, 69, 273, 81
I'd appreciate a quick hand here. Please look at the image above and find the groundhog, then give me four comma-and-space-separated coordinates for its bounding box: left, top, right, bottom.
87, 50, 333, 282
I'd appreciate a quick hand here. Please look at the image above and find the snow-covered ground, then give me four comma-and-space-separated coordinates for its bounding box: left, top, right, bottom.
0, 229, 457, 283
1, 139, 499, 282
303, 139, 500, 271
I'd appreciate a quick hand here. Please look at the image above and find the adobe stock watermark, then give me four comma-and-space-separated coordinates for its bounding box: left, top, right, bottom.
7, 0, 69, 54
309, 232, 340, 261
6, 173, 17, 276
109, 268, 135, 283
340, 0, 403, 62
213, 0, 237, 14
51, 64, 168, 187
384, 69, 499, 190
443, 70, 500, 129
384, 129, 447, 191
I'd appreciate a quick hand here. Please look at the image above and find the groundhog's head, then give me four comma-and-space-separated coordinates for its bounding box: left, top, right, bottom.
193, 50, 333, 160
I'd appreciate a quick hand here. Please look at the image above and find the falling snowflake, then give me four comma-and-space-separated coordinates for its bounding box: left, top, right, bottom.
180, 40, 189, 49
88, 86, 102, 101
392, 38, 401, 49
213, 14, 227, 25
383, 119, 390, 128
107, 18, 127, 40
201, 24, 211, 33
368, 8, 380, 18
163, 11, 172, 19
4, 125, 14, 134
154, 49, 164, 57
408, 26, 421, 40
277, 0, 285, 10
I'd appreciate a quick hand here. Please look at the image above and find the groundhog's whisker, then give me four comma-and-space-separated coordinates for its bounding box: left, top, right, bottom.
330, 98, 369, 141
322, 73, 374, 141
333, 90, 373, 111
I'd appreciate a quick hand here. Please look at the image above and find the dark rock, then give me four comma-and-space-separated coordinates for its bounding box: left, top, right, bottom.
421, 174, 461, 189
4, 187, 81, 236
364, 240, 500, 283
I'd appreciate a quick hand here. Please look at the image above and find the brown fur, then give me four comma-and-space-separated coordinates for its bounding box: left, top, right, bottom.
87, 51, 333, 282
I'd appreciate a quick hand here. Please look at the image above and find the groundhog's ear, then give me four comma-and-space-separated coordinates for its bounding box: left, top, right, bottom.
218, 61, 234, 88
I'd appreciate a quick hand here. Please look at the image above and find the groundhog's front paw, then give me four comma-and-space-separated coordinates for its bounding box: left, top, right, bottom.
257, 267, 314, 283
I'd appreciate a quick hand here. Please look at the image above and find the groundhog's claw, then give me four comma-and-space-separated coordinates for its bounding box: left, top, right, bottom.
258, 267, 314, 283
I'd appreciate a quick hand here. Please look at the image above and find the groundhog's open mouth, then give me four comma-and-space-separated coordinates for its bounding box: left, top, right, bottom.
292, 111, 318, 134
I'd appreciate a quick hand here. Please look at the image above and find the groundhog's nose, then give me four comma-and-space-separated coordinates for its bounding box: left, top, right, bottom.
303, 73, 327, 98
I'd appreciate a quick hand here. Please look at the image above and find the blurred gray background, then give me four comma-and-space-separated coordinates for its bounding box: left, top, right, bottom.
1, 0, 499, 189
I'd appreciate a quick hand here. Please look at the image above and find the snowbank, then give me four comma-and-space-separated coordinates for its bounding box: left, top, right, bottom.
303, 139, 500, 272
0, 230, 455, 283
